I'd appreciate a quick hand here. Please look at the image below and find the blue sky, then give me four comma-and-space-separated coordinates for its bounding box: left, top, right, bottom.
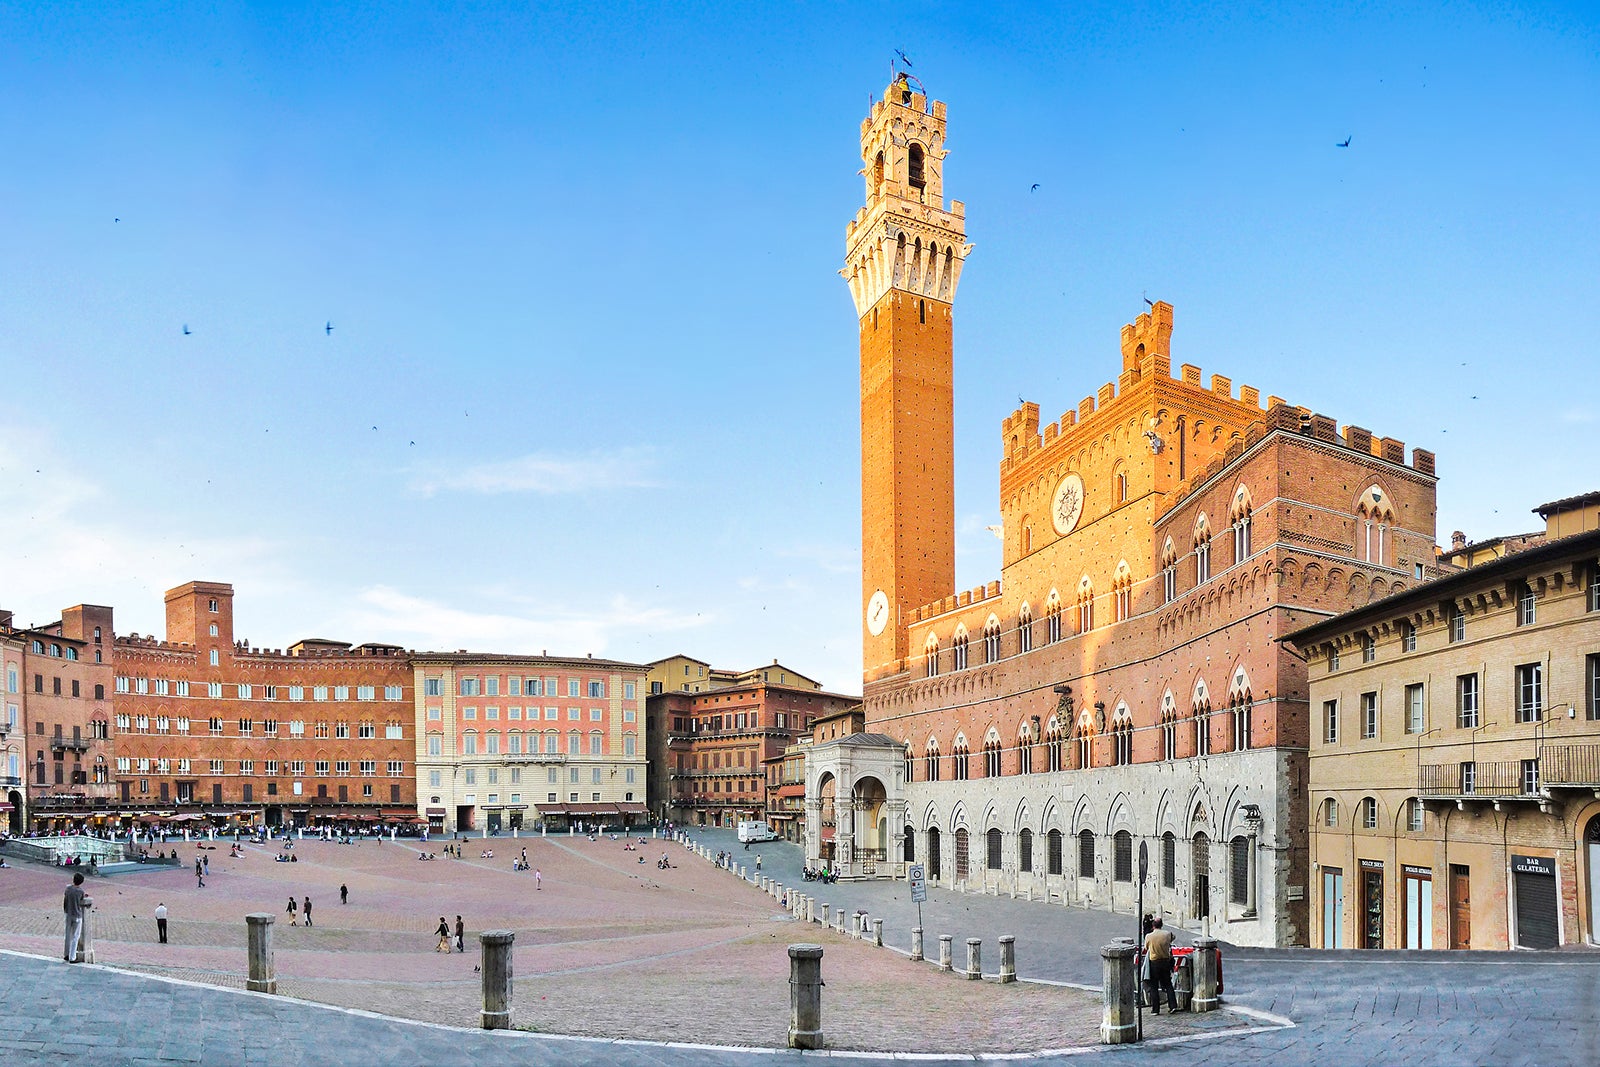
1, 2, 1596, 692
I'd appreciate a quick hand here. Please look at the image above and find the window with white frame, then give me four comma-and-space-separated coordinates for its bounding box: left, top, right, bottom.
1324, 699, 1338, 744
1515, 662, 1543, 722
1360, 692, 1378, 739
1362, 797, 1377, 829
1404, 684, 1425, 734
1516, 582, 1536, 626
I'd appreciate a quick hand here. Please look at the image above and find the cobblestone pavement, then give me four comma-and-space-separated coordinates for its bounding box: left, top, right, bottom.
0, 830, 1235, 1054
8, 828, 1594, 1064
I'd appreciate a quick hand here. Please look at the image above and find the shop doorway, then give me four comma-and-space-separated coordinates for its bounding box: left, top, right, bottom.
1512, 854, 1558, 949
486, 811, 502, 834
954, 828, 970, 882
927, 827, 941, 881
1403, 866, 1433, 949
1360, 860, 1384, 948
1321, 867, 1344, 948
1450, 864, 1472, 949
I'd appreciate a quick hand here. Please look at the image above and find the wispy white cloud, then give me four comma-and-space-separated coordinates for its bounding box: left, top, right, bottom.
0, 435, 285, 631
328, 586, 711, 656
407, 447, 663, 496
1560, 409, 1595, 425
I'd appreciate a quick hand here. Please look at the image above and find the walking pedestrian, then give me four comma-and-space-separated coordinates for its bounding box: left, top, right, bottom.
202, 855, 209, 877
287, 896, 298, 926
63, 872, 91, 962
155, 901, 168, 944
435, 916, 450, 952
195, 859, 205, 888
1143, 917, 1178, 1015
756, 855, 762, 872
340, 883, 348, 905
454, 915, 465, 953
302, 896, 313, 927
534, 868, 542, 890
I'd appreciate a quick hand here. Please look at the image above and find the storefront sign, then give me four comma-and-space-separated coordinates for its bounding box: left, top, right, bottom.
1403, 865, 1433, 877
1511, 854, 1554, 877
1359, 858, 1383, 870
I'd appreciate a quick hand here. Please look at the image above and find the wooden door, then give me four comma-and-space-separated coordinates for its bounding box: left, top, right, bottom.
1449, 864, 1471, 950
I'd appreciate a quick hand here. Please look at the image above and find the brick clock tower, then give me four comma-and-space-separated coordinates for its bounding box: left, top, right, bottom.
843, 77, 971, 681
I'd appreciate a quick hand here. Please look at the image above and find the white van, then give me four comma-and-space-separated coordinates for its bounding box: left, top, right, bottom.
737, 820, 778, 843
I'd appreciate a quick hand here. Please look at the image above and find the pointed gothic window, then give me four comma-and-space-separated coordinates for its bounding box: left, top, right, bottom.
907, 143, 926, 191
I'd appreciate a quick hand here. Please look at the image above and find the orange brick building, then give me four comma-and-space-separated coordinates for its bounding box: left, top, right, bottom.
110, 582, 415, 828
1, 605, 117, 831
807, 77, 1441, 946
648, 679, 856, 827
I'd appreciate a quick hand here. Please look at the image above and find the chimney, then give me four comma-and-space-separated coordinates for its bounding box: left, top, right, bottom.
1451, 530, 1467, 551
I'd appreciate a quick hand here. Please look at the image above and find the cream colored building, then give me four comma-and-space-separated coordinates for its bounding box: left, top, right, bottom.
1290, 506, 1600, 951
413, 653, 648, 834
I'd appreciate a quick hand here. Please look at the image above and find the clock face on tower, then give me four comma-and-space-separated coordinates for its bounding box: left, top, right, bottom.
866, 589, 890, 636
1051, 473, 1085, 536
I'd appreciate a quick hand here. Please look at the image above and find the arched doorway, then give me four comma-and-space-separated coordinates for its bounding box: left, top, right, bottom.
927, 826, 942, 881
6, 789, 21, 834
902, 825, 916, 863
852, 776, 888, 873
817, 773, 837, 864
1192, 833, 1212, 922
954, 828, 970, 882
1587, 814, 1600, 944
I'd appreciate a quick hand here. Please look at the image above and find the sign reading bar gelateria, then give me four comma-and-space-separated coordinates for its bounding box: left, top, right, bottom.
1511, 854, 1554, 876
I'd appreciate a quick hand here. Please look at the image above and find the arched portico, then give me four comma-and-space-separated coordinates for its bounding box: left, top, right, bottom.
803, 732, 906, 879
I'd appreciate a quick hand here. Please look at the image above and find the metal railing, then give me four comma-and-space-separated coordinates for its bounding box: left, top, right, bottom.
1418, 760, 1528, 798
1540, 744, 1600, 787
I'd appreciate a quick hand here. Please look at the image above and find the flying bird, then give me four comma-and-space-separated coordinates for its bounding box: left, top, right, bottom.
894, 49, 913, 68
1030, 183, 1039, 192
1337, 136, 1352, 148
325, 321, 334, 335
114, 217, 120, 223
182, 324, 191, 335
1144, 297, 1155, 308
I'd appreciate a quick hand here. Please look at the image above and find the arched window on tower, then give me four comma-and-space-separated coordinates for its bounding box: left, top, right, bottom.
1017, 603, 1034, 653
952, 627, 969, 671
1045, 593, 1062, 644
924, 633, 940, 678
1076, 576, 1094, 634
872, 150, 884, 191
907, 143, 926, 193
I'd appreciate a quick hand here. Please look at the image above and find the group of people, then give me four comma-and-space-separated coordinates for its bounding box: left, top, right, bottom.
800, 866, 837, 884
434, 915, 466, 953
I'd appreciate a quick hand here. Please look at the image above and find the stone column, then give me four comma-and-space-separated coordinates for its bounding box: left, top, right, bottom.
938, 934, 953, 971
806, 897, 816, 924
911, 926, 924, 961
872, 918, 883, 946
1100, 942, 1138, 1044
787, 944, 824, 1050
246, 913, 276, 993
480, 930, 515, 1030
821, 902, 831, 927
965, 938, 982, 980
73, 904, 95, 964
1191, 937, 1220, 1013
999, 935, 1016, 983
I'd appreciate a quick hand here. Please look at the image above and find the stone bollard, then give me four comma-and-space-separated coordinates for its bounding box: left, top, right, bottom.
1100, 942, 1139, 1044
1191, 938, 1220, 1013
788, 944, 825, 1050
872, 918, 883, 946
911, 926, 924, 961
806, 897, 816, 924
999, 935, 1016, 983
965, 938, 982, 980
836, 913, 846, 935
938, 934, 953, 971
479, 930, 515, 1030
245, 913, 276, 993
821, 903, 831, 926
73, 904, 96, 964
1174, 953, 1193, 1012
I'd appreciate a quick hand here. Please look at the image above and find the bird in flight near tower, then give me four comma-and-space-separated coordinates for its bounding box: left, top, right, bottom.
325, 321, 334, 335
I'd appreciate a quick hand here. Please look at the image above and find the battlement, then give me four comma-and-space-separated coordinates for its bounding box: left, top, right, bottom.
1168, 402, 1438, 504
909, 581, 1003, 625
1001, 303, 1272, 475
111, 634, 408, 661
